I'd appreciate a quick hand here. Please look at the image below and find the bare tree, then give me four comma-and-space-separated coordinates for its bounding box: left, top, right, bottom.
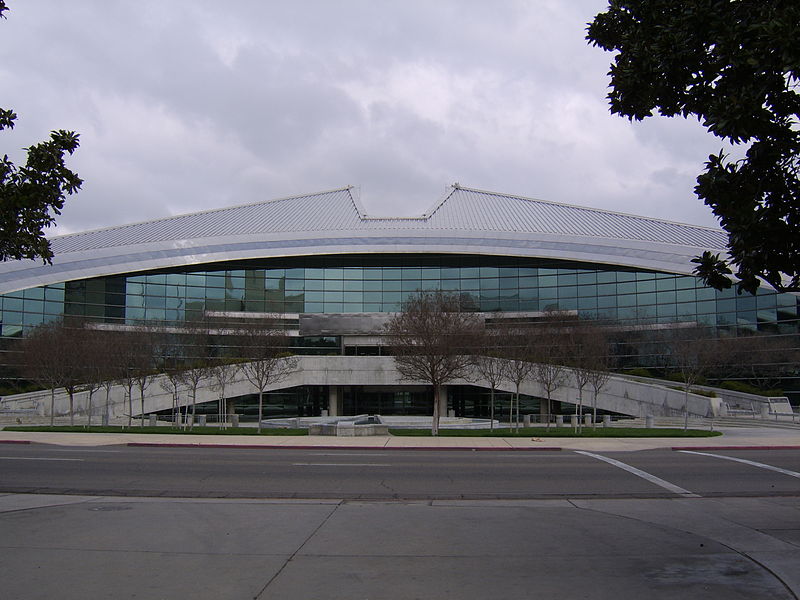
98, 329, 132, 426
154, 327, 192, 426
587, 333, 612, 428
529, 311, 571, 429
55, 320, 88, 426
209, 358, 239, 427
566, 321, 610, 432
385, 290, 482, 436
18, 318, 96, 426
129, 326, 159, 427
177, 363, 210, 430
78, 329, 109, 427
235, 318, 297, 433
178, 320, 215, 430
18, 321, 68, 426
503, 326, 536, 430
159, 337, 186, 427
472, 327, 509, 430
667, 326, 720, 430
723, 332, 797, 392
110, 327, 158, 428
85, 329, 119, 426
160, 365, 184, 426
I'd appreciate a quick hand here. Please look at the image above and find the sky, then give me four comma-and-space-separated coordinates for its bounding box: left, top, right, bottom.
1, 0, 729, 237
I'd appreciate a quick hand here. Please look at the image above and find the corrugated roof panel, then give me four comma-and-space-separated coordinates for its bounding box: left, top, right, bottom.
47, 185, 728, 256
423, 187, 727, 249
50, 188, 363, 254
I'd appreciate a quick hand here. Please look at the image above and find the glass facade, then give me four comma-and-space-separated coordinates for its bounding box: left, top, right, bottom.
1, 253, 797, 338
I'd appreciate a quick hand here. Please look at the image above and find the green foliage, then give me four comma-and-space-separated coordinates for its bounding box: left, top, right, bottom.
665, 371, 708, 386
0, 381, 43, 396
719, 380, 784, 397
622, 367, 655, 378
0, 1, 82, 263
388, 427, 722, 438
668, 386, 717, 398
4, 425, 309, 436
588, 1, 800, 294
5, 425, 722, 438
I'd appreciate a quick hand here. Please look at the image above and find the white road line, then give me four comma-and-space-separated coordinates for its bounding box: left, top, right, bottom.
52, 449, 121, 453
0, 457, 84, 462
679, 450, 800, 479
293, 463, 392, 467
575, 450, 700, 497
308, 453, 388, 457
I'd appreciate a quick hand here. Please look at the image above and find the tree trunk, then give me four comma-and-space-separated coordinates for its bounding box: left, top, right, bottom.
87, 390, 94, 428
68, 390, 74, 426
103, 386, 110, 426
258, 390, 264, 433
50, 388, 55, 427
490, 387, 495, 431
573, 394, 579, 433
684, 387, 690, 431
140, 391, 146, 427
127, 387, 133, 428
543, 396, 551, 430
190, 390, 197, 430
431, 386, 440, 436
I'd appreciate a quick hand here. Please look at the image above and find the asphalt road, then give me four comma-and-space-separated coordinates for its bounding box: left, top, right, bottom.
1, 444, 799, 499
2, 445, 800, 599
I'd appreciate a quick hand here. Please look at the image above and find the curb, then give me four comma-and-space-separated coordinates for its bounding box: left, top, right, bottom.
0, 439, 31, 444
671, 445, 800, 451
126, 442, 562, 451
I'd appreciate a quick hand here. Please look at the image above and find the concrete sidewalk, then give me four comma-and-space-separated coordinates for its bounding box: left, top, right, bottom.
1, 425, 798, 451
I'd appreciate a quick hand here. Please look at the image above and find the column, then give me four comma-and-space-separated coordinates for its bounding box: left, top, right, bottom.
328, 386, 342, 417
437, 385, 449, 420
225, 398, 237, 422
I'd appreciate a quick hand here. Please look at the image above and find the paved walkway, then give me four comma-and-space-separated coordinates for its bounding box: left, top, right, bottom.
1, 425, 798, 451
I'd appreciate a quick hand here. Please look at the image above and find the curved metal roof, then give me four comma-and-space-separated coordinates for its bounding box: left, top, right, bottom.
0, 185, 728, 294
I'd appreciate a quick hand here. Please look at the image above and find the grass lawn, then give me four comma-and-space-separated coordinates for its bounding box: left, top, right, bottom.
2, 425, 308, 436
3, 425, 722, 438
388, 427, 722, 438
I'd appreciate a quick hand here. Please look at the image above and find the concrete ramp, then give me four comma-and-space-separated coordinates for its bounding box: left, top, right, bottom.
1, 355, 723, 420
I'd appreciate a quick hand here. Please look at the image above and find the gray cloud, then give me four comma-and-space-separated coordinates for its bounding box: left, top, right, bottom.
0, 0, 721, 237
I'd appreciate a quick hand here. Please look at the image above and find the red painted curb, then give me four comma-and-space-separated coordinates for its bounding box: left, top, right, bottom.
0, 440, 31, 444
672, 445, 800, 451
126, 442, 562, 451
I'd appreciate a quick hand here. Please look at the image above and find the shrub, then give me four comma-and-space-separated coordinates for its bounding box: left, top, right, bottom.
720, 380, 784, 397
622, 368, 655, 378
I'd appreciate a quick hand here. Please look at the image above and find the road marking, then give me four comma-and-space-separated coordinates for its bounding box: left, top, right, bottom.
0, 456, 84, 462
307, 453, 388, 457
52, 449, 121, 453
293, 463, 392, 467
575, 451, 700, 497
679, 450, 800, 479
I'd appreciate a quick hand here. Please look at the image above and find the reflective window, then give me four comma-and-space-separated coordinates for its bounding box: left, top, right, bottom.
2, 254, 797, 345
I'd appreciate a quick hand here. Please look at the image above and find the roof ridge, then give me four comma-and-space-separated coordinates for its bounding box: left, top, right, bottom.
419, 183, 460, 220
51, 186, 357, 241
452, 184, 723, 233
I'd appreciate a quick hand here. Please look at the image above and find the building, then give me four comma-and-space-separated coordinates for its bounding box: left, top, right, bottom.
1, 185, 797, 418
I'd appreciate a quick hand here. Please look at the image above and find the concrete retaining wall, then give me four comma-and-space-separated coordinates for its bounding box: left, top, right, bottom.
0, 355, 729, 420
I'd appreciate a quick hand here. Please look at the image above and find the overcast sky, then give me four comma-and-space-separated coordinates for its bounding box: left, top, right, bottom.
1, 0, 728, 236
